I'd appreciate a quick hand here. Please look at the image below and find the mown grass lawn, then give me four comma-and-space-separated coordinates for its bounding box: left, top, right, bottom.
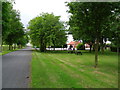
0, 45, 25, 55
0, 50, 14, 55
0, 45, 13, 55
31, 50, 118, 88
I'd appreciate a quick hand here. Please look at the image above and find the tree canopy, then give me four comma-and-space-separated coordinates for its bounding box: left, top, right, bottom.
66, 2, 120, 67
1, 1, 28, 50
28, 13, 67, 52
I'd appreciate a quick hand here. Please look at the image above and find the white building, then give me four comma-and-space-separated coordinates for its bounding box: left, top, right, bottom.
66, 34, 74, 44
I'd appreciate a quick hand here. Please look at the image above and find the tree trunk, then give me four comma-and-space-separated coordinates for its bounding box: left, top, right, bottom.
9, 45, 12, 50
14, 44, 16, 50
101, 37, 104, 54
117, 38, 119, 56
9, 45, 10, 50
40, 43, 44, 52
44, 45, 46, 52
40, 41, 46, 52
52, 39, 55, 51
20, 45, 22, 48
89, 42, 92, 53
117, 47, 119, 55
18, 45, 20, 49
0, 44, 2, 52
49, 43, 50, 50
41, 45, 46, 52
21, 45, 23, 48
90, 45, 92, 53
101, 45, 104, 54
11, 45, 13, 50
94, 38, 99, 68
40, 45, 43, 52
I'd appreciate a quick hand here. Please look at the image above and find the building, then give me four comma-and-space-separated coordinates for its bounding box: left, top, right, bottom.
67, 41, 81, 48
66, 34, 74, 44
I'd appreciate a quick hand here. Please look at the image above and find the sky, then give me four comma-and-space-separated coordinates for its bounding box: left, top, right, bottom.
13, 0, 73, 44
13, 0, 70, 28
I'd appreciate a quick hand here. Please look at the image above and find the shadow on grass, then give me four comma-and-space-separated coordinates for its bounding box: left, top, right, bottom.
34, 49, 118, 56
34, 49, 90, 55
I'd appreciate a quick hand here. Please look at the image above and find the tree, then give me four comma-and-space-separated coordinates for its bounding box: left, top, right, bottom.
66, 2, 120, 67
5, 9, 23, 50
2, 1, 12, 43
28, 13, 67, 52
49, 21, 67, 50
1, 1, 27, 50
16, 33, 29, 48
108, 13, 120, 55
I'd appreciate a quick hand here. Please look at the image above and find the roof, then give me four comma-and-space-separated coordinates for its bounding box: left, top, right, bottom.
67, 41, 81, 45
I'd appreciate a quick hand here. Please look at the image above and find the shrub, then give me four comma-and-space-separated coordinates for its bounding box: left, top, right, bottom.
76, 43, 85, 50
110, 44, 120, 52
110, 47, 118, 52
50, 46, 62, 48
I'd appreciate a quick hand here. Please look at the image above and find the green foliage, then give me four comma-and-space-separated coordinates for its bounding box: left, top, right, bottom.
4, 10, 26, 46
110, 47, 120, 52
66, 2, 120, 67
110, 42, 117, 47
28, 13, 67, 52
110, 40, 120, 52
2, 1, 12, 41
17, 33, 29, 46
66, 2, 120, 41
76, 43, 85, 50
2, 1, 27, 49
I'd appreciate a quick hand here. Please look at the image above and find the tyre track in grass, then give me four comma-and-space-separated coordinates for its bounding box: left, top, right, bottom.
31, 52, 55, 88
47, 53, 117, 88
42, 53, 83, 88
31, 52, 83, 88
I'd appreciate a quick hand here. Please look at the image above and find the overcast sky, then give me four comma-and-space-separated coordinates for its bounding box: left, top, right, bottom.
13, 0, 70, 28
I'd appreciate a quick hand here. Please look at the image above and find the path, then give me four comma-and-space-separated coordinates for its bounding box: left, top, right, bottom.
2, 47, 32, 88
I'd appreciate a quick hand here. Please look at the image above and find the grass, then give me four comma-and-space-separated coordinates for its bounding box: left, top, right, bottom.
0, 50, 14, 55
0, 45, 25, 55
31, 50, 118, 88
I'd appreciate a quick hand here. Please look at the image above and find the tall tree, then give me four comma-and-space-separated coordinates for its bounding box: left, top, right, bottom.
2, 1, 12, 43
1, 1, 27, 50
108, 13, 120, 55
67, 2, 120, 67
28, 13, 67, 52
5, 9, 23, 50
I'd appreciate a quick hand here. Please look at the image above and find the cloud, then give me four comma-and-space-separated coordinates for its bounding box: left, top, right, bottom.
13, 0, 69, 28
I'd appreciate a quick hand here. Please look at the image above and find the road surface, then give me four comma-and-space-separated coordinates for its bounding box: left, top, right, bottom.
2, 47, 32, 88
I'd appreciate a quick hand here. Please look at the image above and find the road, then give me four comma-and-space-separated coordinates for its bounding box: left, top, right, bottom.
2, 47, 32, 88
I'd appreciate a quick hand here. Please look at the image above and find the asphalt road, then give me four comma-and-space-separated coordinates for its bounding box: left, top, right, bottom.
2, 47, 32, 88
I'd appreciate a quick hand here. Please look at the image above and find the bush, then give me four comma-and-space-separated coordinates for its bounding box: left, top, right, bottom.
33, 46, 39, 48
63, 44, 67, 48
76, 43, 85, 50
110, 47, 120, 52
50, 46, 62, 48
110, 43, 120, 52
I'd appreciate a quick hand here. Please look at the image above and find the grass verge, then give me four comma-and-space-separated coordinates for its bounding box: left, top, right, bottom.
0, 45, 25, 55
31, 50, 118, 88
